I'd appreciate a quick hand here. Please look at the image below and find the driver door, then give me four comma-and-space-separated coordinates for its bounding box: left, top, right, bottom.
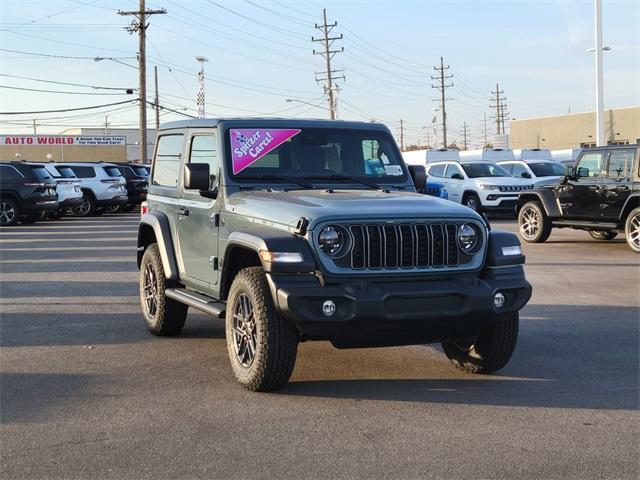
443, 163, 464, 203
558, 151, 604, 218
177, 131, 220, 291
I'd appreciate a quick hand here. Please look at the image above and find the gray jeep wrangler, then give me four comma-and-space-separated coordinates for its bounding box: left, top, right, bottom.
137, 118, 532, 391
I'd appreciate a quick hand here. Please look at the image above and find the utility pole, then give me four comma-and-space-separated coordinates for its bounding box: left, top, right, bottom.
490, 83, 508, 136
461, 121, 469, 150
483, 112, 488, 146
104, 116, 109, 135
32, 119, 37, 135
399, 118, 404, 151
312, 8, 344, 120
118, 0, 166, 164
154, 65, 160, 131
431, 57, 453, 148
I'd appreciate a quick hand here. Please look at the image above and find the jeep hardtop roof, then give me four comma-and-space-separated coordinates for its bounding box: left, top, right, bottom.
159, 117, 390, 132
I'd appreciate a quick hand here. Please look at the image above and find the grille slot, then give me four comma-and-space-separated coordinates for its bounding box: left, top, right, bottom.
347, 222, 468, 271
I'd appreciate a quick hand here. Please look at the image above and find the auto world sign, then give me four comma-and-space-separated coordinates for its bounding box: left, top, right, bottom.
2, 136, 127, 146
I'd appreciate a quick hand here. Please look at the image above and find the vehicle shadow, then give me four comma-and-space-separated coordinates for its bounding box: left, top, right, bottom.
282, 304, 639, 411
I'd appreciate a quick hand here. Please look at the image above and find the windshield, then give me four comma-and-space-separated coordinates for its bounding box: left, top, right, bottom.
227, 127, 406, 184
461, 162, 511, 178
528, 162, 565, 177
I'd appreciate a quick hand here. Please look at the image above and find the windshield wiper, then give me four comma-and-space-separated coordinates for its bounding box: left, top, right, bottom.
243, 175, 314, 190
303, 175, 381, 190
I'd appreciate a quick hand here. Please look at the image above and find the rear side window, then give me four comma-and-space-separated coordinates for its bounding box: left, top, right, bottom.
189, 134, 218, 189
153, 134, 184, 187
132, 166, 149, 176
428, 164, 446, 177
103, 166, 123, 178
69, 166, 96, 178
606, 149, 634, 179
0, 165, 23, 181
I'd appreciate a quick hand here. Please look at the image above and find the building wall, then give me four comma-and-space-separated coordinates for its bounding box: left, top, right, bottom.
59, 128, 156, 163
1, 136, 128, 162
510, 106, 640, 149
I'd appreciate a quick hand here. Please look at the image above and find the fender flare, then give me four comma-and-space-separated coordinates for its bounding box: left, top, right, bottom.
137, 211, 179, 279
222, 228, 317, 274
517, 189, 561, 217
620, 193, 640, 221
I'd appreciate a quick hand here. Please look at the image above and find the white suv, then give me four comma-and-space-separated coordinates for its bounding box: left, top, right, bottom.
54, 163, 128, 216
497, 160, 566, 186
40, 164, 83, 219
426, 161, 533, 213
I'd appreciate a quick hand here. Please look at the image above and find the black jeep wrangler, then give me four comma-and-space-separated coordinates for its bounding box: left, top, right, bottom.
137, 119, 532, 391
517, 144, 640, 252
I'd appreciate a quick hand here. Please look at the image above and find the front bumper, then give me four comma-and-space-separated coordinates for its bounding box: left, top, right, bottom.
481, 194, 519, 213
268, 266, 531, 348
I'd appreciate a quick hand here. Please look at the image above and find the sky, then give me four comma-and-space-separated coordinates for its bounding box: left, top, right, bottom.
1, 0, 639, 148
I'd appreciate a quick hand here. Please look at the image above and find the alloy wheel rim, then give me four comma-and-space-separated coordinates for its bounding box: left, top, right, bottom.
232, 293, 257, 368
630, 214, 640, 249
465, 198, 477, 211
520, 207, 540, 240
0, 202, 15, 224
143, 263, 158, 317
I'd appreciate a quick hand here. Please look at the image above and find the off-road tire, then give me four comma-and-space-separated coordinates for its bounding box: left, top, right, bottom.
463, 193, 482, 212
225, 267, 298, 391
0, 198, 20, 226
589, 230, 617, 241
625, 207, 640, 253
139, 243, 188, 336
442, 311, 519, 374
72, 194, 96, 217
518, 201, 552, 243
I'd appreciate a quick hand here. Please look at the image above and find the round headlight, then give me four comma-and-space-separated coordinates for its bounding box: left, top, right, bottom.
318, 225, 345, 257
457, 223, 478, 252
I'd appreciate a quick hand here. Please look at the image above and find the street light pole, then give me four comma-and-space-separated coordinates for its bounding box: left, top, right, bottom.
594, 0, 605, 146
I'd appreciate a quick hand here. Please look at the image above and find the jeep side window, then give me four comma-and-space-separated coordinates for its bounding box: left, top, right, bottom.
189, 134, 218, 189
445, 164, 463, 179
575, 152, 603, 178
429, 164, 446, 177
153, 134, 184, 187
606, 149, 633, 179
511, 163, 528, 178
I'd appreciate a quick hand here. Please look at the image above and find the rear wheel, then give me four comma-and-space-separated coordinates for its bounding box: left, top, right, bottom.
226, 267, 298, 391
72, 195, 95, 217
625, 207, 640, 253
518, 201, 552, 243
589, 230, 617, 241
139, 243, 188, 336
0, 199, 19, 226
463, 193, 482, 212
442, 311, 519, 374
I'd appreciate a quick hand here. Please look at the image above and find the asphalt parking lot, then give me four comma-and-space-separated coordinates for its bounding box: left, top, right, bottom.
1, 213, 638, 479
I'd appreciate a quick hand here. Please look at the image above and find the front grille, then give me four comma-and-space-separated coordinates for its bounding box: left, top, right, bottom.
498, 185, 533, 192
347, 222, 471, 270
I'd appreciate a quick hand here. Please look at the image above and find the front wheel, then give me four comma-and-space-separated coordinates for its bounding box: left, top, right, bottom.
589, 230, 617, 241
625, 207, 640, 253
463, 193, 482, 212
72, 195, 95, 217
226, 267, 298, 391
139, 243, 188, 336
518, 201, 552, 243
442, 311, 519, 374
0, 199, 20, 226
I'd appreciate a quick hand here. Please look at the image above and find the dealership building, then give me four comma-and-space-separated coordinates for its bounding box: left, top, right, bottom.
510, 106, 640, 150
0, 128, 155, 163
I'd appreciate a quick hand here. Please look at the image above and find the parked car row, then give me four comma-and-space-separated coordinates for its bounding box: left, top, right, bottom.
0, 161, 149, 226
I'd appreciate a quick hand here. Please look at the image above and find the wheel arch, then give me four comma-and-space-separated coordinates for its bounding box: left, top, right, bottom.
620, 194, 640, 222
137, 211, 179, 279
0, 191, 20, 204
517, 190, 561, 217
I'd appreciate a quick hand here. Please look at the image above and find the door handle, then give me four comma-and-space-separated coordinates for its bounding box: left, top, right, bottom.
175, 207, 189, 216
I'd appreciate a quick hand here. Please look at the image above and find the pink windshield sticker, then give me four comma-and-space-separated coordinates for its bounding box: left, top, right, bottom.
230, 128, 301, 174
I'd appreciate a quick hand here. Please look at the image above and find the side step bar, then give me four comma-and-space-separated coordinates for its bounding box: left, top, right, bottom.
165, 288, 226, 318
552, 220, 618, 229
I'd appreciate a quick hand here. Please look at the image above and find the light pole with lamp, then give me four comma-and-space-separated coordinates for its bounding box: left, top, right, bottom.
195, 56, 208, 119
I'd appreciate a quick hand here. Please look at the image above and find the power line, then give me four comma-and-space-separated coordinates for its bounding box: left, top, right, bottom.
313, 8, 345, 119
0, 85, 132, 96
0, 48, 135, 61
0, 73, 135, 92
0, 100, 137, 115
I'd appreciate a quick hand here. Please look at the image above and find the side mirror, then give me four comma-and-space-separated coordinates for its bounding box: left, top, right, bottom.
451, 173, 464, 180
408, 165, 426, 190
521, 172, 532, 179
184, 163, 210, 190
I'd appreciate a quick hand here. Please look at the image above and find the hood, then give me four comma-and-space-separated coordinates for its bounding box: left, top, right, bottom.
533, 176, 563, 187
226, 188, 480, 230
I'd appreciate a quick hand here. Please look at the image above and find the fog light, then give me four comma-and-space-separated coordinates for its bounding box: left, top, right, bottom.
494, 292, 506, 308
322, 300, 336, 317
